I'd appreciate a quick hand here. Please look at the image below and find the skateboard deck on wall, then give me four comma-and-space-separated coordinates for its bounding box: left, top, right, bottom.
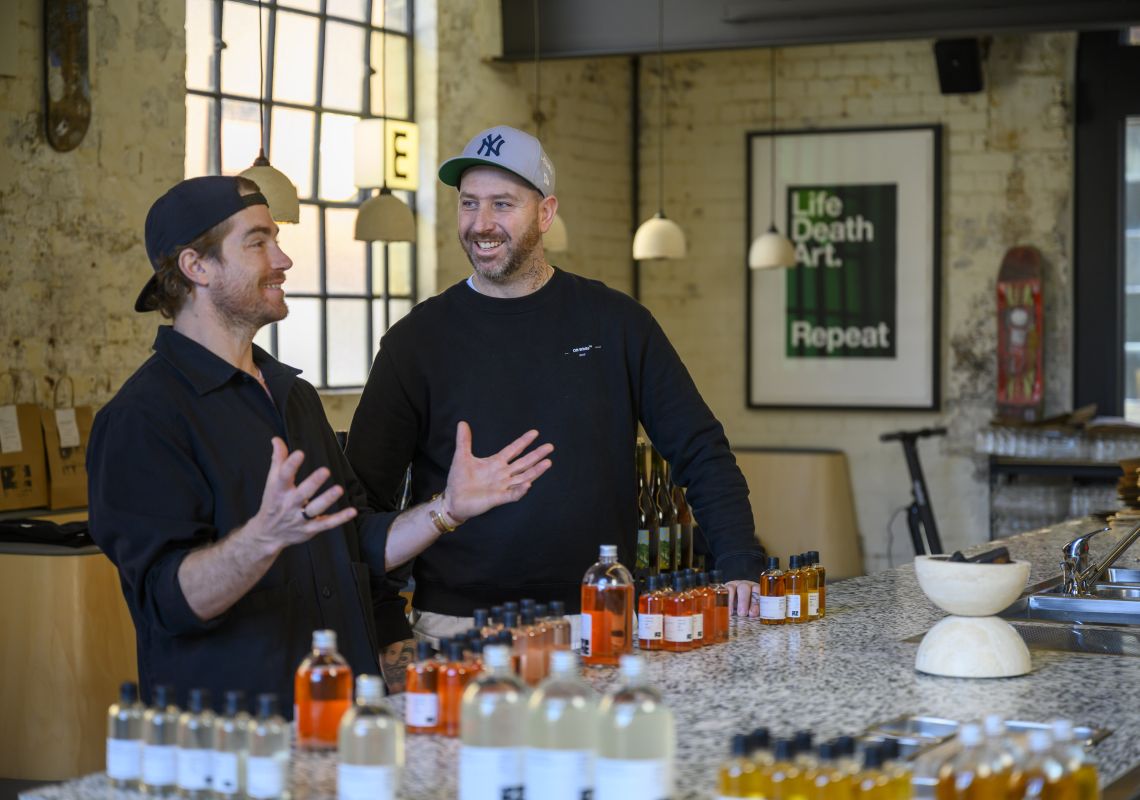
996, 245, 1044, 423
44, 0, 90, 152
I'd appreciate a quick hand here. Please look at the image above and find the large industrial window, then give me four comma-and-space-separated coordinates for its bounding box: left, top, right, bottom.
184, 0, 416, 389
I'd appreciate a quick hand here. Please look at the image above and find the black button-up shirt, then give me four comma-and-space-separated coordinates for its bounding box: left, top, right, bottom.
88, 327, 406, 710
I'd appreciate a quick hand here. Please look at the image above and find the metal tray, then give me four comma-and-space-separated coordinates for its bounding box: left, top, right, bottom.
866, 715, 1110, 748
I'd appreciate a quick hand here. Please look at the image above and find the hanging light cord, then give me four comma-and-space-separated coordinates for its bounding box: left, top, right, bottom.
533, 0, 542, 137
768, 48, 776, 225
256, 0, 267, 159
656, 0, 665, 214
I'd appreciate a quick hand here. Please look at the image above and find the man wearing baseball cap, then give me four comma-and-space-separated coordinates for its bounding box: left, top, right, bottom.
87, 175, 553, 705
346, 126, 764, 644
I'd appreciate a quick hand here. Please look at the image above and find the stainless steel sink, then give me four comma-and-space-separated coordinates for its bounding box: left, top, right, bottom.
1107, 567, 1140, 582
1000, 589, 1140, 626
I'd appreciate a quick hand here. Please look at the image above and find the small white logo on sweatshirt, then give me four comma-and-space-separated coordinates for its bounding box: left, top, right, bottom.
564, 344, 602, 358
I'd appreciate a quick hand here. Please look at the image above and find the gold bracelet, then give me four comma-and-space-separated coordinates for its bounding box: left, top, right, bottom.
431, 492, 464, 530
428, 508, 453, 535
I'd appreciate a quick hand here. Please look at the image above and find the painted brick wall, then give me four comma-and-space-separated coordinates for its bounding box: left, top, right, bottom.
0, 0, 186, 407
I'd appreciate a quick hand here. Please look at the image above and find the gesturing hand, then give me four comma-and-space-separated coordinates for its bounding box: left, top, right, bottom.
254, 437, 358, 550
726, 579, 762, 618
443, 422, 554, 523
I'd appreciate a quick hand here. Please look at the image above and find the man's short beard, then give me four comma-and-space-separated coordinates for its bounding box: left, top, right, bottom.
464, 216, 543, 284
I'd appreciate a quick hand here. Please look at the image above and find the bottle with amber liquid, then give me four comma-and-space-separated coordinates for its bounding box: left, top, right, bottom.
651, 448, 676, 573
807, 741, 853, 800
800, 552, 821, 620
518, 607, 548, 686
546, 600, 573, 651
935, 722, 1005, 800
439, 639, 474, 737
758, 557, 787, 625
1050, 718, 1099, 800
785, 555, 809, 624
683, 571, 706, 647
635, 441, 660, 578
1020, 730, 1075, 800
856, 743, 893, 800
718, 734, 761, 797
637, 574, 665, 650
708, 569, 731, 643
581, 544, 635, 666
404, 641, 440, 734
295, 629, 353, 749
766, 738, 805, 800
808, 550, 826, 618
662, 573, 693, 652
695, 573, 716, 647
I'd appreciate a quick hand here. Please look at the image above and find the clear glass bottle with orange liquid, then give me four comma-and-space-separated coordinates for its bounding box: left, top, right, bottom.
294, 629, 353, 749
580, 544, 635, 666
546, 600, 573, 651
1050, 719, 1099, 800
663, 573, 693, 652
799, 553, 821, 620
439, 639, 474, 737
403, 641, 439, 735
786, 556, 809, 624
709, 569, 731, 642
808, 551, 826, 618
696, 572, 717, 647
682, 571, 705, 648
637, 574, 665, 650
518, 607, 548, 686
1021, 729, 1075, 800
766, 738, 805, 800
758, 557, 787, 626
718, 734, 760, 797
935, 722, 1006, 800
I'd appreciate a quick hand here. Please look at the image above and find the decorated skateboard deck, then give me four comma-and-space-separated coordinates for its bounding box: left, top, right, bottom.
996, 245, 1044, 422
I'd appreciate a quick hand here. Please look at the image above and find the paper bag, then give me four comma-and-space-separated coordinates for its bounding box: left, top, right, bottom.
0, 403, 49, 511
40, 405, 93, 509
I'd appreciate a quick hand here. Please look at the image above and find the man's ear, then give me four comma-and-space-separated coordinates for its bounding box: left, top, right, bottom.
538, 194, 559, 234
178, 248, 210, 287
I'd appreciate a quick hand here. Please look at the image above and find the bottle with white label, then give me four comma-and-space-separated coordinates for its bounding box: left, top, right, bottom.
107, 680, 145, 789
404, 640, 440, 734
337, 675, 405, 800
176, 688, 216, 798
213, 690, 251, 798
525, 650, 597, 800
142, 685, 180, 796
596, 654, 675, 800
759, 557, 786, 626
458, 644, 529, 800
637, 575, 665, 650
785, 555, 807, 624
247, 693, 290, 800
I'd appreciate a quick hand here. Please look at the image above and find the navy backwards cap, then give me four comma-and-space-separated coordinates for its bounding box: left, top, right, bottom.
136, 175, 268, 313
438, 125, 555, 197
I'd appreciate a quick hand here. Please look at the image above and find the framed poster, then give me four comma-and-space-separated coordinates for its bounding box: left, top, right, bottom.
746, 125, 941, 410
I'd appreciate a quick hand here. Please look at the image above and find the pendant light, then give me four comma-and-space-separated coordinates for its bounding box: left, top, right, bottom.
632, 0, 686, 261
748, 48, 795, 269
239, 0, 299, 224
354, 0, 415, 242
532, 0, 569, 252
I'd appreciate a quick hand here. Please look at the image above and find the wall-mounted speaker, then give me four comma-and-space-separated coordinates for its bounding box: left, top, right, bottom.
933, 38, 984, 94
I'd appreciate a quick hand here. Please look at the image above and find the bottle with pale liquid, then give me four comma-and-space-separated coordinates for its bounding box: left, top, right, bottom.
547, 600, 573, 650
212, 690, 251, 798
141, 684, 179, 796
717, 733, 760, 798
337, 674, 405, 800
247, 693, 290, 800
176, 688, 215, 798
1050, 718, 1099, 800
595, 654, 675, 800
294, 629, 353, 749
107, 680, 145, 790
581, 544, 635, 666
525, 650, 597, 800
458, 644, 529, 800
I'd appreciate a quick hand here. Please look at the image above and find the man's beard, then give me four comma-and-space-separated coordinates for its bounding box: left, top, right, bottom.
212, 263, 288, 336
462, 216, 543, 284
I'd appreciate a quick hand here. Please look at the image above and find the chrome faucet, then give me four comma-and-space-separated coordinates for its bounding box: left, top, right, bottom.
1060, 522, 1140, 596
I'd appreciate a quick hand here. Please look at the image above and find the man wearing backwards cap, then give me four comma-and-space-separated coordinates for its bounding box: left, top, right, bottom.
346, 126, 765, 645
87, 175, 553, 706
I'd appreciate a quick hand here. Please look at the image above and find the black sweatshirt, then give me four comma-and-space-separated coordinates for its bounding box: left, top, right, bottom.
347, 268, 764, 615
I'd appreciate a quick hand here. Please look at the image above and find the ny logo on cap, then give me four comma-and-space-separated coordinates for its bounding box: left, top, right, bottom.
477, 133, 506, 157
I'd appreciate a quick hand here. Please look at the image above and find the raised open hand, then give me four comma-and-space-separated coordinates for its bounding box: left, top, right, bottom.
254, 437, 358, 549
442, 422, 554, 523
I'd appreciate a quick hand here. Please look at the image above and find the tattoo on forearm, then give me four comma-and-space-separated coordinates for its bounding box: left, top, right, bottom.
379, 638, 415, 693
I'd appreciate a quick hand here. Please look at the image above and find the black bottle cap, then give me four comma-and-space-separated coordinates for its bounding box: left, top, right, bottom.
807, 550, 820, 563
767, 556, 780, 570
256, 693, 278, 719
520, 598, 536, 608
469, 638, 484, 655
550, 600, 566, 616
710, 569, 723, 583
698, 572, 709, 586
490, 605, 504, 621
473, 608, 490, 628
535, 603, 549, 618
521, 608, 536, 625
835, 735, 856, 756
749, 727, 770, 751
818, 741, 836, 761
879, 737, 901, 760
223, 690, 246, 716
466, 628, 482, 642
646, 575, 659, 592
731, 733, 749, 757
863, 743, 883, 769
773, 738, 796, 761
415, 640, 435, 661
672, 574, 685, 592
152, 684, 175, 709
497, 631, 513, 646
789, 554, 802, 569
437, 637, 453, 653
119, 681, 139, 704
447, 640, 465, 661
794, 730, 813, 752
187, 688, 211, 714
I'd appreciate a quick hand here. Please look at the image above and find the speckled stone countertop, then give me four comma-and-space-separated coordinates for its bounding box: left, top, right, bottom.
20, 517, 1140, 800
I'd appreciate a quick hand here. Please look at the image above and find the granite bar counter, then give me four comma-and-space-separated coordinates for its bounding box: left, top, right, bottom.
20, 517, 1140, 800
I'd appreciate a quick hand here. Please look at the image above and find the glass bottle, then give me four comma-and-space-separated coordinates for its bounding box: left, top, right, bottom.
1021, 729, 1074, 800
857, 743, 892, 800
786, 555, 808, 624
980, 715, 1023, 793
669, 467, 693, 570
663, 573, 693, 652
709, 569, 732, 643
580, 544, 635, 666
518, 607, 548, 686
404, 640, 440, 734
801, 553, 821, 620
337, 675, 405, 800
142, 684, 179, 796
247, 694, 290, 800
637, 574, 665, 650
635, 440, 661, 578
877, 737, 913, 800
440, 639, 474, 737
212, 690, 251, 799
759, 556, 787, 625
595, 655, 675, 800
684, 570, 707, 647
547, 600, 573, 651
766, 738, 804, 800
935, 722, 1004, 800
525, 650, 597, 800
696, 572, 716, 648
1050, 719, 1098, 800
808, 551, 826, 618
459, 644, 529, 800
718, 733, 759, 798
485, 606, 504, 637
651, 447, 675, 573
294, 629, 353, 749
176, 688, 215, 798
107, 680, 145, 789
809, 741, 854, 800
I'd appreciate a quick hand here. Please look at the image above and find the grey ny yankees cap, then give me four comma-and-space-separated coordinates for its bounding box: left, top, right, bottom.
438, 125, 555, 197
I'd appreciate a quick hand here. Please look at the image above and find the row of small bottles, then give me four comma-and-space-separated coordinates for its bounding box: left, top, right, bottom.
636, 438, 702, 576
757, 552, 827, 624
403, 599, 574, 736
927, 716, 1099, 800
638, 569, 732, 651
459, 649, 675, 800
718, 729, 913, 799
